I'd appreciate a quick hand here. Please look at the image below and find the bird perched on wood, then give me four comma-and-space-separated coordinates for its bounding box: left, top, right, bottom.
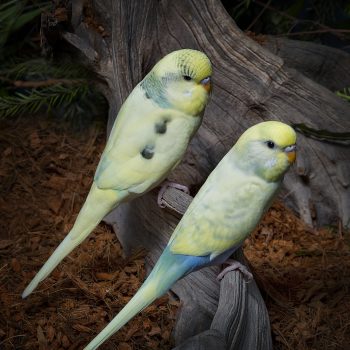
22, 49, 212, 298
83, 121, 297, 349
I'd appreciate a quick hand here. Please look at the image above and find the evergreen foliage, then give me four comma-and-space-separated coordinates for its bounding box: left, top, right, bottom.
0, 0, 107, 126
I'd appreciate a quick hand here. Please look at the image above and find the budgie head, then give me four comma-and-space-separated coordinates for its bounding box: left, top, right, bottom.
234, 121, 297, 182
141, 49, 212, 115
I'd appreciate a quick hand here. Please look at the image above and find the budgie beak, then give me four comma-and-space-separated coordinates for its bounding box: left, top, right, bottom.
285, 144, 296, 164
200, 76, 211, 93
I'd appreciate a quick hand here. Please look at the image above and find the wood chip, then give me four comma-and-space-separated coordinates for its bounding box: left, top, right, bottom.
46, 325, 55, 342
11, 258, 21, 273
0, 240, 12, 249
37, 325, 48, 348
72, 324, 92, 333
95, 272, 118, 281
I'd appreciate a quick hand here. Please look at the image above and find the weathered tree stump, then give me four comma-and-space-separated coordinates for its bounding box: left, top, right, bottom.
49, 0, 350, 348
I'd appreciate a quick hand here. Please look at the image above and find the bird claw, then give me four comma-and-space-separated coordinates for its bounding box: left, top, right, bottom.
157, 181, 190, 208
217, 259, 253, 282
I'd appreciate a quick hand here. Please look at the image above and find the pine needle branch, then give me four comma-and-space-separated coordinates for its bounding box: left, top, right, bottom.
0, 84, 90, 118
336, 87, 350, 102
0, 76, 86, 88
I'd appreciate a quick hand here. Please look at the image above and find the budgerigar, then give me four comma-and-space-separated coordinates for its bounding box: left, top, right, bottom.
22, 49, 212, 298
83, 121, 297, 349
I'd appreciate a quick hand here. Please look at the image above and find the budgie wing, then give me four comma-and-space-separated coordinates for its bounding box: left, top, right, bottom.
169, 178, 266, 259
94, 105, 194, 194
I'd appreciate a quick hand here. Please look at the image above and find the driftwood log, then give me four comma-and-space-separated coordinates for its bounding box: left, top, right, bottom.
48, 0, 350, 348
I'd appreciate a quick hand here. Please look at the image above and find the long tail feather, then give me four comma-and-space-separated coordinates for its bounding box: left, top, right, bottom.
84, 281, 160, 350
22, 183, 122, 298
84, 247, 194, 350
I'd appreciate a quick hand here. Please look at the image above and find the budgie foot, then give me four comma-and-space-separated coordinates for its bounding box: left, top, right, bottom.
217, 259, 253, 282
157, 181, 190, 208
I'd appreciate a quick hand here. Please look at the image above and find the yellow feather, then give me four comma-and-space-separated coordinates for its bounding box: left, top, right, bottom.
153, 49, 212, 83
236, 121, 296, 149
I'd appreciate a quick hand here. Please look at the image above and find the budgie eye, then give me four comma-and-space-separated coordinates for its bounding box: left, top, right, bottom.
266, 141, 275, 149
183, 75, 192, 81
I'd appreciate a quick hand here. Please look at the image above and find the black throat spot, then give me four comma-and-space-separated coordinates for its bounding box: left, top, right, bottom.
155, 119, 170, 134
141, 145, 154, 159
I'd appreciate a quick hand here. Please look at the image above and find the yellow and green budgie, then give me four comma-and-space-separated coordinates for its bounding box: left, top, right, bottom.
22, 49, 212, 298
83, 120, 297, 350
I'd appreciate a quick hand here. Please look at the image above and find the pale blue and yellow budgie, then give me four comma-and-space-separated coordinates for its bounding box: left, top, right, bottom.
22, 49, 212, 298
83, 121, 297, 349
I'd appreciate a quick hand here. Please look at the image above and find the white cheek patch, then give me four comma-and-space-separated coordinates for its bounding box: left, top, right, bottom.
183, 90, 192, 97
265, 158, 277, 168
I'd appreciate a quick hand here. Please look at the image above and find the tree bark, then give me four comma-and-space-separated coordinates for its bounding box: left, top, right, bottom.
261, 36, 350, 92
51, 0, 350, 348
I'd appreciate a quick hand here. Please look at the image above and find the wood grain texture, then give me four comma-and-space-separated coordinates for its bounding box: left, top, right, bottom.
261, 36, 350, 91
